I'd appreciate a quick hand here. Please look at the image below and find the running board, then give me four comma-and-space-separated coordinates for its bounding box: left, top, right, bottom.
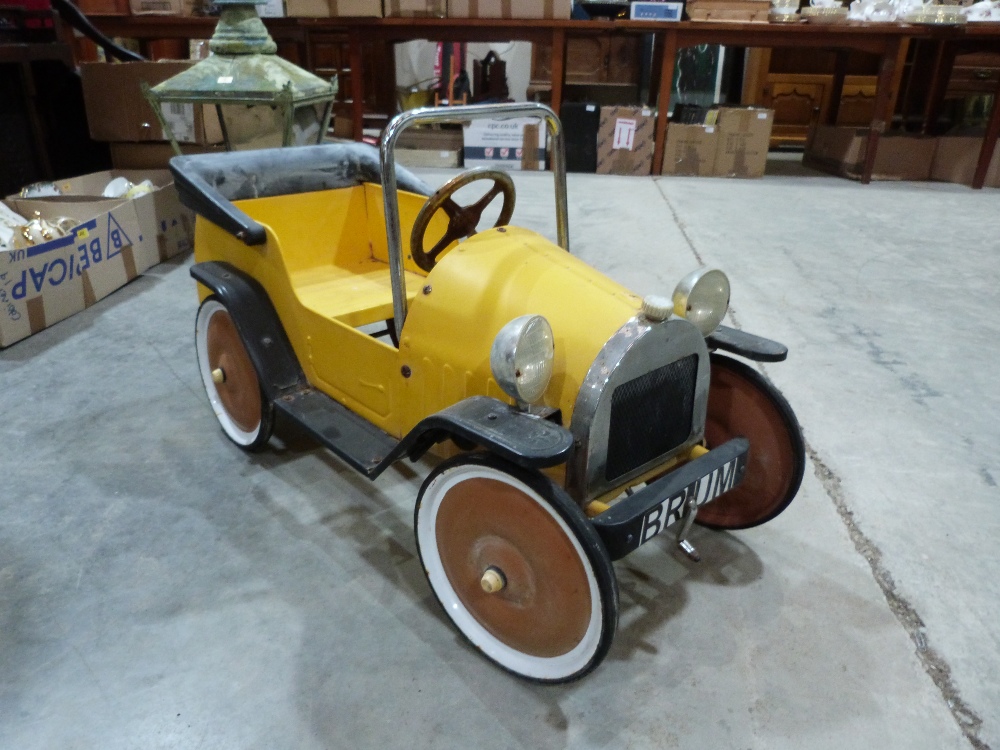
273, 389, 574, 481
273, 388, 398, 478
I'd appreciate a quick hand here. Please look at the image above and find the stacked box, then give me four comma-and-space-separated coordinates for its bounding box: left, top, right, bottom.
448, 0, 571, 18
383, 0, 446, 16
285, 0, 383, 15
596, 106, 655, 176
81, 62, 224, 146
129, 0, 199, 15
661, 123, 718, 177
714, 107, 773, 178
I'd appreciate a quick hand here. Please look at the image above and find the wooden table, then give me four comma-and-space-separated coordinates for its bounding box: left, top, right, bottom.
90, 16, 990, 185
921, 23, 1000, 189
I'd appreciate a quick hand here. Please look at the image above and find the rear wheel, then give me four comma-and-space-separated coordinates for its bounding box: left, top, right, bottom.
696, 353, 805, 530
195, 297, 273, 450
415, 453, 618, 683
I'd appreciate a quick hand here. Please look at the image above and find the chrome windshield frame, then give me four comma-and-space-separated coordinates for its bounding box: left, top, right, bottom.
379, 102, 569, 338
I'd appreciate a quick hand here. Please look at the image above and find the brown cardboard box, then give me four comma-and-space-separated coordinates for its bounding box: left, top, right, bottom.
662, 123, 718, 177
464, 118, 546, 171
713, 107, 773, 178
596, 106, 655, 176
75, 0, 130, 15
81, 62, 224, 145
383, 0, 446, 15
804, 125, 937, 182
1, 194, 144, 347
109, 142, 226, 170
285, 0, 383, 15
448, 0, 571, 18
129, 0, 198, 15
930, 136, 1000, 188
57, 170, 193, 266
11, 170, 194, 273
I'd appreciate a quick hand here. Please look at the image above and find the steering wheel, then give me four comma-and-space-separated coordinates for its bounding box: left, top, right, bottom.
410, 168, 516, 273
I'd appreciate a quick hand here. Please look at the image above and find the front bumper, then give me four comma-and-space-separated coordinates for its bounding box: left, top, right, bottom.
590, 438, 749, 560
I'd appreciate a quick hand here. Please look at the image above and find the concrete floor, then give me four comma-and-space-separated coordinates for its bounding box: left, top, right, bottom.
1, 156, 997, 749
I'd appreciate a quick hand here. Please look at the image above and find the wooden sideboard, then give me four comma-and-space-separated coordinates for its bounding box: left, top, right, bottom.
86, 15, 1000, 185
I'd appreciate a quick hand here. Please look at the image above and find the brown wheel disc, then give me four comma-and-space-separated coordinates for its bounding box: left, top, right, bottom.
195, 298, 273, 450
695, 353, 805, 530
415, 454, 618, 683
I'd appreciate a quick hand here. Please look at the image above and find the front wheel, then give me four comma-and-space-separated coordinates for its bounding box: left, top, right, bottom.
195, 297, 274, 451
696, 353, 805, 530
415, 453, 618, 683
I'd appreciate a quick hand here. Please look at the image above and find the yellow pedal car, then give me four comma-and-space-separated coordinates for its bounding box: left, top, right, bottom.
172, 103, 804, 683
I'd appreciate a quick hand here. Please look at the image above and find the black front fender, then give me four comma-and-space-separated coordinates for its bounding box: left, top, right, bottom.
396, 397, 573, 471
191, 261, 304, 400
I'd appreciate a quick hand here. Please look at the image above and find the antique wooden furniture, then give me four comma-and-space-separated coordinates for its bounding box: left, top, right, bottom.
88, 15, 997, 185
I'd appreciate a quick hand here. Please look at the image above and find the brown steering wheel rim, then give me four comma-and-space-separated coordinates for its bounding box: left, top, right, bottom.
410, 168, 516, 273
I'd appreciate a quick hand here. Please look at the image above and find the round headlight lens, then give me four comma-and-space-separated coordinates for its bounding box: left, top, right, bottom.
490, 315, 554, 405
672, 268, 731, 336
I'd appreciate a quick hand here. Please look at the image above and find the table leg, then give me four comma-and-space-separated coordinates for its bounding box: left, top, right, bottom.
862, 37, 902, 185
349, 27, 365, 142
648, 34, 663, 108
550, 27, 566, 117
826, 50, 849, 125
652, 29, 678, 176
972, 76, 1000, 189
923, 41, 955, 135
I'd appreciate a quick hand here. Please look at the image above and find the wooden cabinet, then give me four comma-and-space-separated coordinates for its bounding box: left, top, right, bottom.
744, 48, 879, 147
529, 34, 641, 101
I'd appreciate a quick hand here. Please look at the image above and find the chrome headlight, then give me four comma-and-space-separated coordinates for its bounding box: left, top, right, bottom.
672, 268, 730, 336
490, 315, 554, 405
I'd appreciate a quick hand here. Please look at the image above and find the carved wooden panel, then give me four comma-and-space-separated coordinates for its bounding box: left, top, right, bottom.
531, 35, 640, 85
837, 82, 877, 126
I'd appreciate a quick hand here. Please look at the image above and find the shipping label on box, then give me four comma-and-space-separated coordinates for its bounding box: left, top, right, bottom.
662, 123, 718, 176
713, 107, 773, 178
384, 0, 445, 16
464, 118, 546, 171
0, 201, 143, 348
448, 0, 570, 18
596, 106, 655, 176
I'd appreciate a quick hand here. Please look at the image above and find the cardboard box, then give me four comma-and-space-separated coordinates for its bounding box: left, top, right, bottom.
596, 106, 655, 176
258, 0, 285, 16
383, 0, 446, 15
109, 142, 226, 171
285, 0, 382, 15
10, 170, 194, 273
804, 125, 937, 182
129, 0, 198, 15
396, 148, 462, 169
930, 136, 1000, 188
662, 123, 718, 176
464, 118, 546, 171
81, 62, 224, 146
447, 0, 571, 18
0, 197, 143, 348
75, 0, 131, 15
714, 107, 773, 178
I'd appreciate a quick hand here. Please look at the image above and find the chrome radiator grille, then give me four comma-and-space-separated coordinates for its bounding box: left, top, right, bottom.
604, 354, 699, 482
